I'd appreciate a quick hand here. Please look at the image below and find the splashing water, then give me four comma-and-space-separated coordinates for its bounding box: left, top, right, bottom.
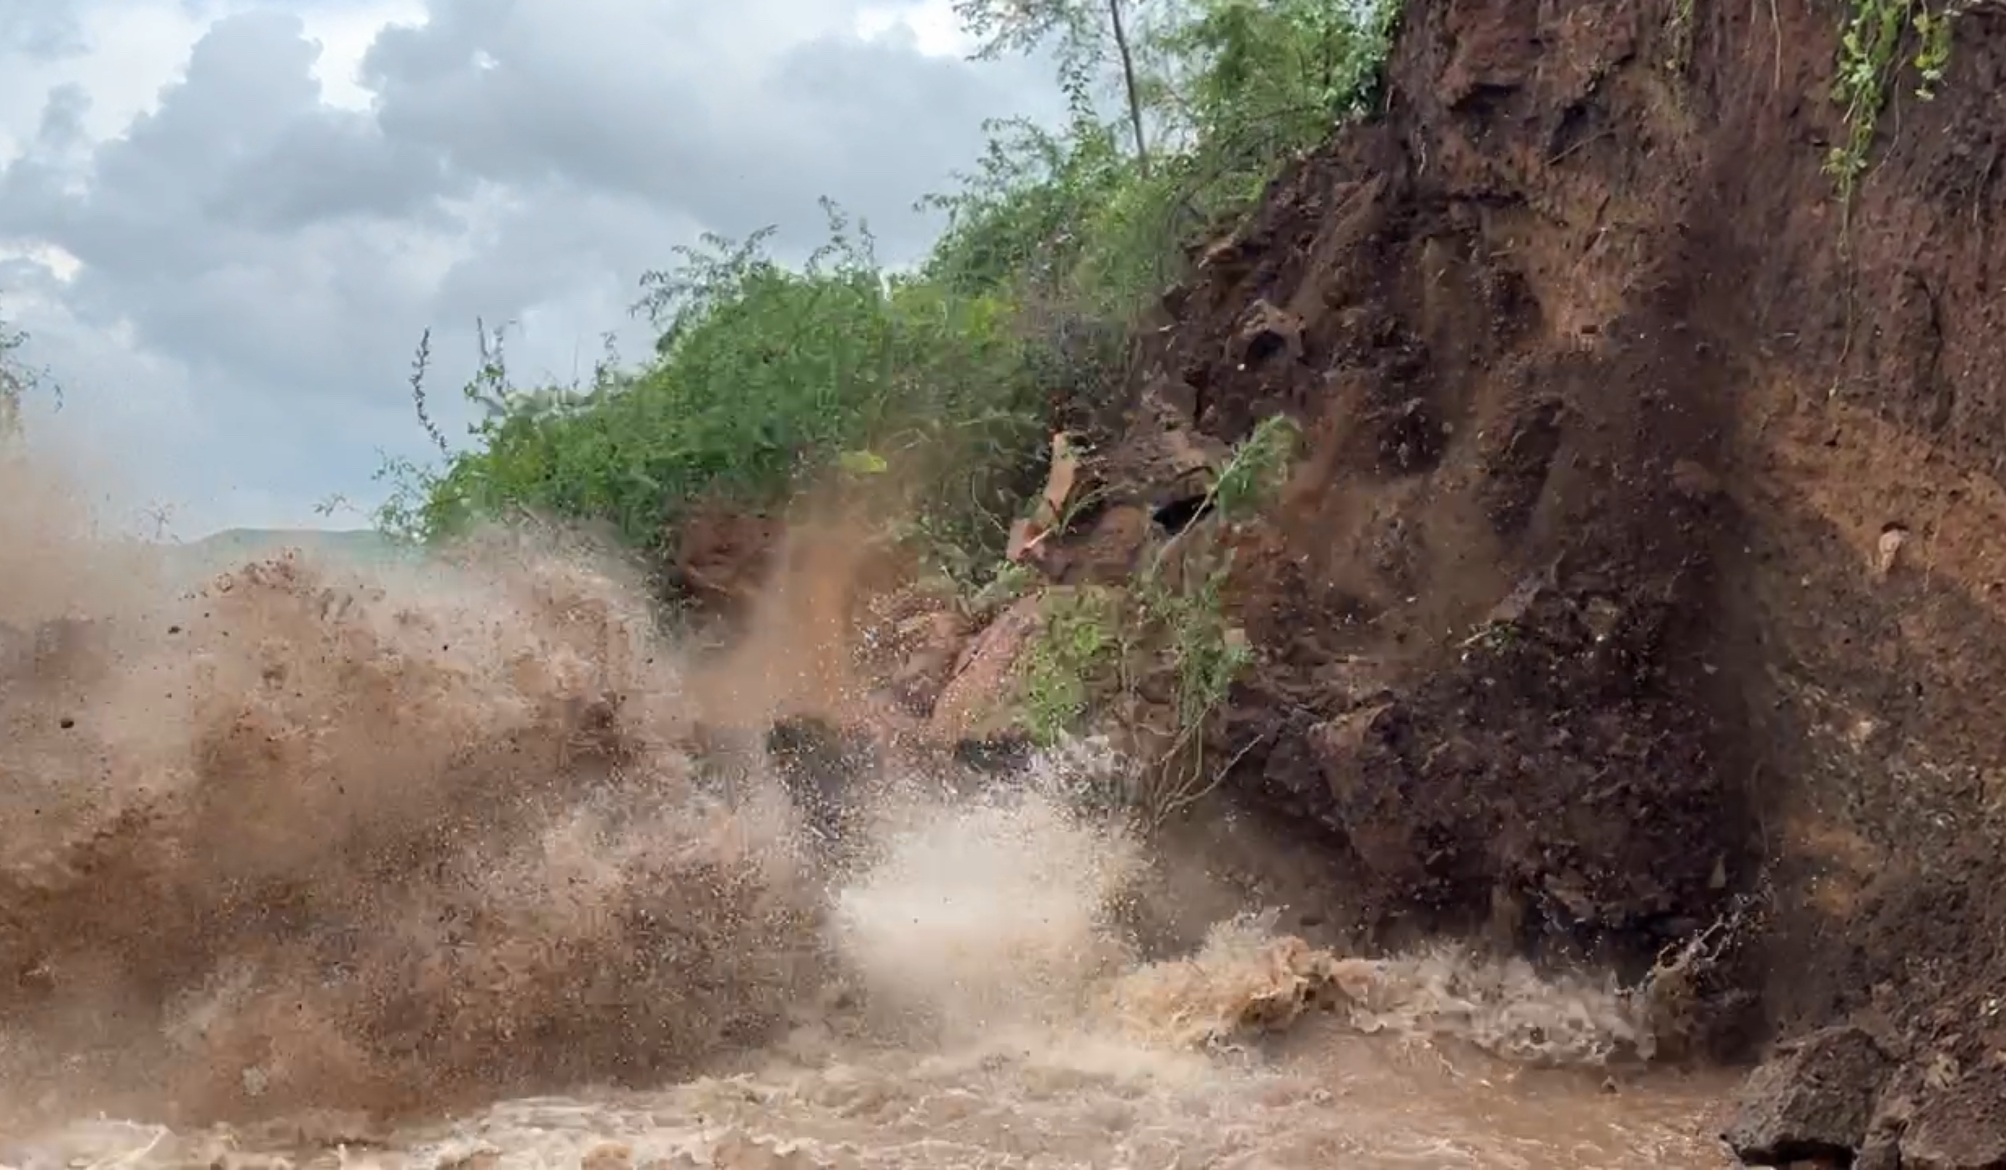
830, 786, 1144, 1036
0, 451, 1734, 1168
0, 452, 822, 1127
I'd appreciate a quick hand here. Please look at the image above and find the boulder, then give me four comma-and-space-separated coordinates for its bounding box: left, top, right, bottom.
1725, 1025, 1895, 1165
1305, 701, 1419, 879
929, 594, 1046, 740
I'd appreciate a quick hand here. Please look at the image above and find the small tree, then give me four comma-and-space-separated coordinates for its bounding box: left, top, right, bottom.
954, 0, 1159, 177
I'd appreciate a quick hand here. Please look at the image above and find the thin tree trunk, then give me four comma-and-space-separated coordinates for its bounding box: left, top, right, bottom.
1104, 0, 1151, 176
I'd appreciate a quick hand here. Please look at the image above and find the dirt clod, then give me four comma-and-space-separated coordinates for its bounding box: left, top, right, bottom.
1724, 1026, 1894, 1165
1900, 1083, 2006, 1170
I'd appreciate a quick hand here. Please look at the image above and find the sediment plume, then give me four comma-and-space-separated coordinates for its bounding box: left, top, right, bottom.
0, 452, 823, 1127
0, 448, 1663, 1150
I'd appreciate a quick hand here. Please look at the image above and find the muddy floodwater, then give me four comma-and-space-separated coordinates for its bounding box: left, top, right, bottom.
13, 1022, 1735, 1169
0, 499, 1743, 1170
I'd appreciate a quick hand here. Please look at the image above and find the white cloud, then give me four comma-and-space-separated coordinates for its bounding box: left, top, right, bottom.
0, 3, 208, 158
0, 240, 81, 282
305, 0, 429, 109
856, 0, 977, 58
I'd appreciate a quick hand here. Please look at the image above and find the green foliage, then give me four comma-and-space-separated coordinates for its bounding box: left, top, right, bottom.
0, 317, 24, 439
1210, 413, 1301, 522
922, 112, 1190, 321
956, 0, 1128, 108
1122, 413, 1297, 824
1152, 0, 1397, 156
954, 0, 1155, 168
921, 115, 1136, 301
1827, 0, 1956, 209
967, 557, 1041, 616
1011, 413, 1299, 824
379, 206, 1046, 572
1019, 587, 1121, 745
377, 2, 1397, 584
928, 0, 1397, 325
1135, 558, 1250, 740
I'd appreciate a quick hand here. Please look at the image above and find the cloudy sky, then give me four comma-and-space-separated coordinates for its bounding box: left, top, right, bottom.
0, 0, 1056, 538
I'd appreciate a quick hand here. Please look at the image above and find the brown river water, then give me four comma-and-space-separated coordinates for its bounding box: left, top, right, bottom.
0, 456, 1738, 1170
11, 1041, 1734, 1170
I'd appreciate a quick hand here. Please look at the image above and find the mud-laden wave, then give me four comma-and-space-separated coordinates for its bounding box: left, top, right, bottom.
0, 458, 824, 1126
1102, 915, 1653, 1064
3, 769, 1704, 1170
0, 447, 1667, 1155
4, 773, 1700, 1169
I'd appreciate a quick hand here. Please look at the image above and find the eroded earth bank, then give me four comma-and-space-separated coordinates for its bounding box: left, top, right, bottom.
1036, 0, 2006, 1164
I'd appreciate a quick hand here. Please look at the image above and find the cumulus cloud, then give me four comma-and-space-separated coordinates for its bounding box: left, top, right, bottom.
0, 8, 86, 63
0, 0, 1056, 536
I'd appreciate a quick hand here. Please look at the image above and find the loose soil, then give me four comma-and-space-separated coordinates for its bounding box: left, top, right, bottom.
1012, 0, 2006, 1165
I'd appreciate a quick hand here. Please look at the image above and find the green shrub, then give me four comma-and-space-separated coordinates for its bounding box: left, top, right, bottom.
1827, 0, 1956, 210
378, 207, 1047, 574
1009, 413, 1299, 824
1019, 586, 1122, 745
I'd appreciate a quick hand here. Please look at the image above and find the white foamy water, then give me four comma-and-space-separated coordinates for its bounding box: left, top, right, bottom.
831, 788, 1144, 1034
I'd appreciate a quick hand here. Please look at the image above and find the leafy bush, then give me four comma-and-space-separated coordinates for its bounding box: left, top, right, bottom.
1019, 586, 1122, 745
379, 208, 1047, 575
1008, 413, 1299, 825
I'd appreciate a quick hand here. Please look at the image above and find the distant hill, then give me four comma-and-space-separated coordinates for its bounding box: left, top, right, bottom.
159, 527, 412, 580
